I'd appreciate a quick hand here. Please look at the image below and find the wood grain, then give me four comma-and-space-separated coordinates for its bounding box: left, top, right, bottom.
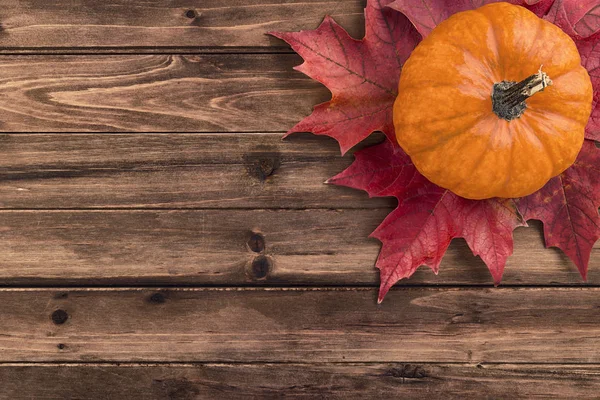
2, 363, 600, 399
0, 210, 597, 285
0, 0, 365, 50
0, 287, 599, 363
0, 133, 393, 209
4, 0, 598, 395
0, 54, 327, 132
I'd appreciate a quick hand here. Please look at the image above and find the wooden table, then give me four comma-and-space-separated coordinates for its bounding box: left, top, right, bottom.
0, 0, 599, 398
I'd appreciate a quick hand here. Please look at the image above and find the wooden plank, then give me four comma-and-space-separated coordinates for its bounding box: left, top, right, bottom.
0, 0, 365, 50
2, 134, 596, 211
0, 210, 598, 285
0, 133, 393, 209
2, 363, 600, 399
0, 54, 327, 132
1, 287, 600, 362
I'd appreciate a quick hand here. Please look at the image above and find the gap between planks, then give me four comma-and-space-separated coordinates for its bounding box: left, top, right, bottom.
2, 361, 600, 366
1, 284, 600, 289
0, 286, 596, 293
0, 47, 297, 55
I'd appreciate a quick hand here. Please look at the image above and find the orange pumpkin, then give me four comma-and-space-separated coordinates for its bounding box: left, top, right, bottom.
393, 2, 593, 200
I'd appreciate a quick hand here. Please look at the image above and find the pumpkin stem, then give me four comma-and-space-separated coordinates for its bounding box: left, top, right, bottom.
492, 69, 553, 121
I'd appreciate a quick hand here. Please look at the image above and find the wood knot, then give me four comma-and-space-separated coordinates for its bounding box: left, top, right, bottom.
245, 153, 280, 182
149, 292, 166, 304
247, 232, 265, 253
51, 309, 69, 325
249, 255, 272, 280
386, 365, 428, 381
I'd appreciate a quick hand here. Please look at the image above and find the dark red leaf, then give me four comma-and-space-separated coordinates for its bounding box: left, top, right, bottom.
372, 181, 455, 302
518, 141, 600, 279
268, 0, 420, 154
327, 140, 416, 198
388, 0, 555, 38
545, 0, 600, 38
458, 197, 527, 285
330, 141, 525, 302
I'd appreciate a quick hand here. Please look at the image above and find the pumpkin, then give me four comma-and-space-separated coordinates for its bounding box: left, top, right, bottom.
393, 2, 593, 200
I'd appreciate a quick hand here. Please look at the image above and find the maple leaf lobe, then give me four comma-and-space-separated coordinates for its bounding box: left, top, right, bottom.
268, 0, 420, 154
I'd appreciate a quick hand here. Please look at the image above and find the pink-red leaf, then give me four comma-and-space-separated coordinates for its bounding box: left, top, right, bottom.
372, 182, 455, 302
518, 141, 600, 280
388, 0, 555, 38
268, 0, 420, 154
330, 141, 525, 302
545, 0, 600, 38
327, 140, 416, 198
458, 197, 527, 285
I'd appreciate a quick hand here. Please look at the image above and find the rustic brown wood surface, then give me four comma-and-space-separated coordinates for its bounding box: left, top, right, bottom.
0, 0, 598, 398
0, 211, 597, 286
0, 55, 327, 132
0, 287, 597, 363
0, 133, 389, 209
2, 363, 600, 399
0, 0, 365, 50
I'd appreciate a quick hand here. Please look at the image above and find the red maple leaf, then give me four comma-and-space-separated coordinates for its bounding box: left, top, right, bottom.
274, 0, 600, 301
268, 0, 420, 154
329, 140, 526, 302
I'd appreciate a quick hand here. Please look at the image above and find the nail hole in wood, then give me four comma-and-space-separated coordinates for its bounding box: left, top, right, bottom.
57, 343, 66, 350
185, 9, 197, 18
51, 309, 69, 325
